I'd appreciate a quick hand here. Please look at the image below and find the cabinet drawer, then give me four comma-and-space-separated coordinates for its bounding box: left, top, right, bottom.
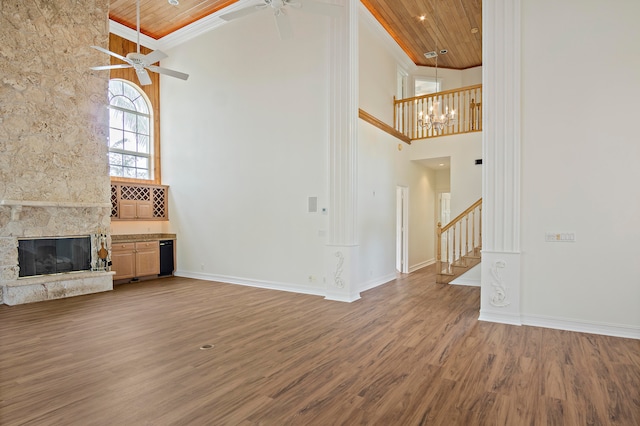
112, 242, 135, 252
135, 241, 159, 250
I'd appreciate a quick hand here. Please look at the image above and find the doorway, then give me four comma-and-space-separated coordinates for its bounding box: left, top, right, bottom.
396, 186, 409, 273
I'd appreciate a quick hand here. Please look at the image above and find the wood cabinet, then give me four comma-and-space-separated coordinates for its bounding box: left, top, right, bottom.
118, 200, 153, 220
111, 241, 160, 280
111, 183, 168, 220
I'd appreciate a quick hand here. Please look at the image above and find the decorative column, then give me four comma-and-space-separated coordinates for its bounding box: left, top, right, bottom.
480, 0, 522, 324
325, 0, 360, 302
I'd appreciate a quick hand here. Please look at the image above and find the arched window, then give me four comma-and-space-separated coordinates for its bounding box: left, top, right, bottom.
108, 79, 153, 180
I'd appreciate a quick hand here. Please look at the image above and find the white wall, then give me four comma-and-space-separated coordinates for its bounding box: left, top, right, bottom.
359, 7, 436, 280
520, 0, 640, 329
410, 66, 463, 95
410, 132, 482, 218
435, 169, 450, 192
461, 66, 482, 87
159, 9, 331, 293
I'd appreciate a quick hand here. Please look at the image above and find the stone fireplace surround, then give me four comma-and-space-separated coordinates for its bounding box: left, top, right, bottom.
1, 0, 113, 305
0, 201, 114, 305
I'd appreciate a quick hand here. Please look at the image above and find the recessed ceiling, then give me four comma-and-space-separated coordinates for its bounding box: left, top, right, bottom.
418, 157, 450, 170
108, 0, 482, 70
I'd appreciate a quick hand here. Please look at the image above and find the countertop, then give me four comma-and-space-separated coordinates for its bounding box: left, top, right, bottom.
111, 233, 176, 243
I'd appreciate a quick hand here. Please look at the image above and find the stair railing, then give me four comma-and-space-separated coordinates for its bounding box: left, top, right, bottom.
394, 84, 482, 140
436, 198, 482, 274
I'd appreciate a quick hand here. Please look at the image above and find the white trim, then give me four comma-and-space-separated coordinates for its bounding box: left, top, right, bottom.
478, 310, 522, 326
480, 0, 522, 322
325, 293, 361, 303
359, 273, 396, 292
154, 3, 242, 51
109, 20, 160, 50
521, 314, 640, 340
174, 270, 326, 298
450, 277, 480, 287
409, 258, 435, 273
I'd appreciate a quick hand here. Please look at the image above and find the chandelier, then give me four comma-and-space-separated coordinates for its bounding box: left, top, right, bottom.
418, 0, 455, 133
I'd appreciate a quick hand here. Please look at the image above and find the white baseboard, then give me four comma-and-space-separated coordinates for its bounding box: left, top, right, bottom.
174, 270, 326, 298
409, 258, 435, 273
478, 310, 523, 326
449, 277, 481, 287
359, 273, 397, 293
479, 309, 640, 340
521, 314, 640, 340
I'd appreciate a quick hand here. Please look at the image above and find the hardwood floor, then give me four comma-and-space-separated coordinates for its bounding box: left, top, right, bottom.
1, 266, 638, 425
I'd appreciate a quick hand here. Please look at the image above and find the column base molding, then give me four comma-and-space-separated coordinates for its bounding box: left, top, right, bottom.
324, 245, 360, 302
480, 251, 521, 325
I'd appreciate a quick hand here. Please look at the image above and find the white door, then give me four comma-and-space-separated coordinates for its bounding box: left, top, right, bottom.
439, 192, 451, 226
396, 186, 409, 273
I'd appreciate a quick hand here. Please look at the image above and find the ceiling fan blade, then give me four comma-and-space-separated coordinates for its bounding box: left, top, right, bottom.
295, 0, 341, 17
219, 5, 264, 21
143, 50, 168, 66
136, 68, 153, 86
274, 12, 293, 40
90, 64, 133, 71
147, 65, 189, 81
91, 45, 130, 63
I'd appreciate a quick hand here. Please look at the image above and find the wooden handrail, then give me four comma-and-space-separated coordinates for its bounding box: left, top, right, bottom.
437, 198, 482, 279
393, 84, 482, 105
441, 198, 482, 233
359, 109, 411, 144
394, 84, 482, 140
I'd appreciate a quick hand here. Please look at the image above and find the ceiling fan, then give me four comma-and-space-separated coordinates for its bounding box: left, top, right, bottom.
220, 0, 342, 40
90, 0, 188, 86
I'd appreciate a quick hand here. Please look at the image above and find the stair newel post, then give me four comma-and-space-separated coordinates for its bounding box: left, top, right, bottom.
445, 226, 450, 267
436, 221, 442, 273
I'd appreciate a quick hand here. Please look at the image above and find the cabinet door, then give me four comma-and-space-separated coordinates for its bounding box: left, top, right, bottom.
135, 241, 160, 276
111, 243, 136, 279
136, 201, 154, 219
118, 201, 137, 219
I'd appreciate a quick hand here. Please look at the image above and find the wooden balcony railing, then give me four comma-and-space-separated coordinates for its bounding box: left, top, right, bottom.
436, 198, 482, 281
394, 84, 482, 140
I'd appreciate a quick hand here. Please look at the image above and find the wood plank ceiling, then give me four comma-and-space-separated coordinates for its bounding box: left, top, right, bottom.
108, 0, 482, 69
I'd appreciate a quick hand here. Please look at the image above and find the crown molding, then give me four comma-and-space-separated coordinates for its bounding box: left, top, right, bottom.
109, 20, 160, 50
109, 0, 253, 51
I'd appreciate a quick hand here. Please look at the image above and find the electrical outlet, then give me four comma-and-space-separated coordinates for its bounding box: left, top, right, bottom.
545, 232, 575, 242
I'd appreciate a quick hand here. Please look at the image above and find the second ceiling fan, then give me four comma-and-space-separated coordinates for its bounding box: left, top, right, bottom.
220, 0, 342, 40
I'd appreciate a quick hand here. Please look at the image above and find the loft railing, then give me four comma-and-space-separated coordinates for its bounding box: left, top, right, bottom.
394, 84, 482, 140
437, 198, 482, 277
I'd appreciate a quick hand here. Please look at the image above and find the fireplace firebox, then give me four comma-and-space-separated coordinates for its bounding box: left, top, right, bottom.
18, 237, 92, 278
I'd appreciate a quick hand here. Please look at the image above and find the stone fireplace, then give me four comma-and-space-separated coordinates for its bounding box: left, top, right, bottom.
0, 204, 114, 305
0, 0, 113, 304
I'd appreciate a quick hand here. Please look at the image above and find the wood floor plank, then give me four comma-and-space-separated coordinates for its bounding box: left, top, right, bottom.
1, 266, 639, 425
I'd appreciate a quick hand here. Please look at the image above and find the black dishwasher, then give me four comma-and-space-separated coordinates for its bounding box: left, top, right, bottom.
159, 240, 174, 276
